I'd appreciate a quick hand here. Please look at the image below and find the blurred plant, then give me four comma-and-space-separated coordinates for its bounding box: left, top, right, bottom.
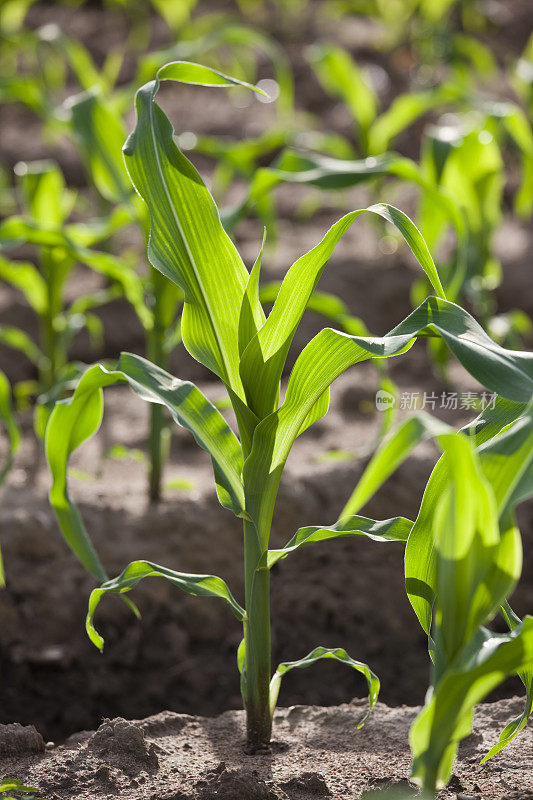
309, 43, 465, 158
0, 159, 133, 431
329, 0, 492, 52
0, 778, 43, 800
45, 62, 533, 754
0, 369, 21, 485
413, 106, 533, 352
513, 33, 533, 120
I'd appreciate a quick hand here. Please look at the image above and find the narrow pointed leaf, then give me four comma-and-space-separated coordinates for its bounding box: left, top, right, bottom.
0, 325, 44, 366
410, 618, 533, 791
267, 515, 412, 568
46, 356, 245, 582
341, 412, 451, 517
87, 560, 244, 650
239, 204, 446, 420
122, 62, 264, 394
244, 297, 533, 542
0, 254, 47, 314
270, 646, 380, 723
67, 88, 131, 203
0, 369, 20, 487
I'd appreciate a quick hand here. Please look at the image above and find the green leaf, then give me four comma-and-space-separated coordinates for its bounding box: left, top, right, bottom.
480, 602, 533, 762
17, 159, 72, 227
0, 325, 44, 366
0, 254, 47, 314
270, 646, 380, 722
87, 560, 244, 651
116, 352, 245, 515
45, 365, 119, 583
0, 369, 21, 488
309, 45, 377, 151
341, 412, 451, 517
122, 62, 264, 395
406, 402, 533, 636
239, 203, 445, 420
368, 84, 461, 155
74, 248, 151, 330
67, 88, 131, 204
267, 515, 412, 568
244, 297, 533, 545
46, 356, 245, 585
431, 436, 519, 667
410, 618, 533, 792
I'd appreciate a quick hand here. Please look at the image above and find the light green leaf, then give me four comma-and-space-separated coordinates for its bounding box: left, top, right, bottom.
0, 325, 44, 366
341, 412, 451, 517
270, 646, 380, 722
481, 602, 533, 762
0, 254, 47, 314
0, 369, 20, 490
309, 45, 377, 150
410, 618, 533, 792
267, 515, 412, 568
406, 403, 533, 636
46, 355, 245, 581
122, 62, 264, 395
368, 85, 461, 155
240, 204, 445, 420
67, 88, 131, 203
87, 560, 244, 651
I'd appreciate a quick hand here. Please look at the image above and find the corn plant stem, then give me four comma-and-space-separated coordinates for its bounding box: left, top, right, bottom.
243, 518, 272, 751
39, 312, 57, 391
39, 256, 60, 391
146, 268, 168, 503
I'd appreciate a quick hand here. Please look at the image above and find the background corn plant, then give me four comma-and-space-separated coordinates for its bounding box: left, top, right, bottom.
45, 62, 533, 752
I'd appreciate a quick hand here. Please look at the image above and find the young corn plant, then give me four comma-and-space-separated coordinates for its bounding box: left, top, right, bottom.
417, 104, 533, 291
405, 400, 533, 795
0, 161, 115, 402
309, 43, 465, 159
45, 62, 533, 752
0, 158, 147, 433
340, 397, 533, 795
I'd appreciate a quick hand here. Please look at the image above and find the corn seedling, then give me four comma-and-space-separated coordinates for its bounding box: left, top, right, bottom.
418, 106, 533, 300
309, 43, 466, 159
339, 395, 533, 795
0, 160, 132, 424
405, 400, 533, 794
45, 62, 533, 753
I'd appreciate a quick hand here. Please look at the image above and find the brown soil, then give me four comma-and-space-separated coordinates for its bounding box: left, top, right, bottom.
0, 698, 531, 799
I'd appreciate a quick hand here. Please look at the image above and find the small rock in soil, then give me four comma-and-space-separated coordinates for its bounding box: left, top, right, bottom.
88, 717, 159, 774
280, 771, 330, 796
196, 764, 286, 800
0, 723, 45, 755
